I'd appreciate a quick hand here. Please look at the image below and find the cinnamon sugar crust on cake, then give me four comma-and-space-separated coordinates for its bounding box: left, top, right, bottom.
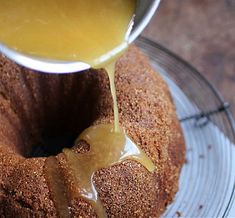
0, 46, 185, 217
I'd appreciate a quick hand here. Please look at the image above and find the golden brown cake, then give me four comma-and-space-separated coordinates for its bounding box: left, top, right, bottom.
0, 46, 185, 217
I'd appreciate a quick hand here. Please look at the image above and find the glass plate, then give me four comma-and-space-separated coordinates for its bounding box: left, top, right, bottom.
136, 37, 235, 217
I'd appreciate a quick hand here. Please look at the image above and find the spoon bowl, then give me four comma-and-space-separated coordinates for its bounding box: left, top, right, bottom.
0, 0, 160, 73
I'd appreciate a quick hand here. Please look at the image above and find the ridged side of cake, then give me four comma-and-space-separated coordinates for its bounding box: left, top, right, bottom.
0, 46, 185, 218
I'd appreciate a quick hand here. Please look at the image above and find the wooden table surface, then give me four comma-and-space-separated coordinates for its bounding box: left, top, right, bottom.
143, 0, 235, 117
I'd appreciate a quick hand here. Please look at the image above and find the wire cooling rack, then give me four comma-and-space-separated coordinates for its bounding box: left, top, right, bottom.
136, 37, 235, 217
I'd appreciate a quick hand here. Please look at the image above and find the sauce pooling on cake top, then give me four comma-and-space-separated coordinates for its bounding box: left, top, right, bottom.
63, 124, 155, 218
0, 0, 156, 217
45, 64, 156, 217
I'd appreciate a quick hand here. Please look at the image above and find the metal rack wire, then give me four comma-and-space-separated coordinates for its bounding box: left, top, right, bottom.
137, 36, 235, 144
31, 36, 235, 217
180, 102, 230, 127
136, 36, 235, 217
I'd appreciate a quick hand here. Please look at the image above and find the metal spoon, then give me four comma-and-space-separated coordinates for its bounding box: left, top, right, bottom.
0, 0, 160, 73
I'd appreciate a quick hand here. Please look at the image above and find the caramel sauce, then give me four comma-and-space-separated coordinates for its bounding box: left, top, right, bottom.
44, 156, 71, 218
106, 62, 121, 132
63, 124, 155, 217
2, 0, 157, 217
0, 0, 134, 67
45, 61, 156, 217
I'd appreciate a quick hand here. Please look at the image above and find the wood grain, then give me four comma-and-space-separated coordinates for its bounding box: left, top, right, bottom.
143, 0, 235, 117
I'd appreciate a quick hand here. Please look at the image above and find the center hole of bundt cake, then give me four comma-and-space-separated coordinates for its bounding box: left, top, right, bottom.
31, 130, 78, 157
23, 71, 108, 158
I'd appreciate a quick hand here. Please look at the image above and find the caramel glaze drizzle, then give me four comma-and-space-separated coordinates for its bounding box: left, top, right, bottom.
44, 63, 155, 218
44, 156, 71, 218
45, 124, 155, 218
64, 124, 155, 218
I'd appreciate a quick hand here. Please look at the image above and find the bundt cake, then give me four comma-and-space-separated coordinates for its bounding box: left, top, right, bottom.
0, 46, 185, 217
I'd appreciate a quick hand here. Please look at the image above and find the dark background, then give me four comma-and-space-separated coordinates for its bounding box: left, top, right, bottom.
143, 0, 235, 117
